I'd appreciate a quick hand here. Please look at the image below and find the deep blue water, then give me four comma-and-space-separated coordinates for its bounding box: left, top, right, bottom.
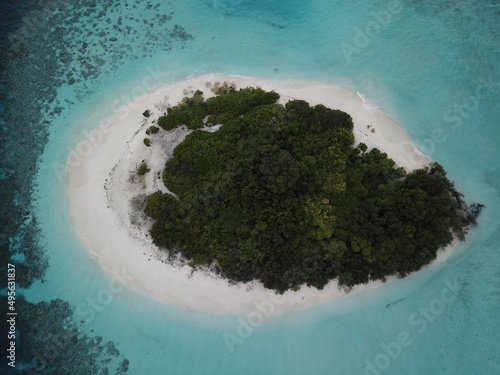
1, 0, 499, 374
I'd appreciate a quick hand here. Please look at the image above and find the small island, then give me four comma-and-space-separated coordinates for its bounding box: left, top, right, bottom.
67, 74, 483, 313
143, 84, 482, 293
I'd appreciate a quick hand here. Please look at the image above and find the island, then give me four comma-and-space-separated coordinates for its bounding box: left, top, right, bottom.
143, 83, 481, 293
67, 74, 482, 313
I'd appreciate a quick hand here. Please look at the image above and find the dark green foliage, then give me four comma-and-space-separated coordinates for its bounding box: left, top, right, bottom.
145, 89, 478, 293
156, 87, 280, 131
464, 202, 485, 226
137, 162, 150, 176
146, 125, 160, 135
157, 90, 207, 130
205, 87, 280, 125
143, 109, 151, 117
143, 138, 151, 147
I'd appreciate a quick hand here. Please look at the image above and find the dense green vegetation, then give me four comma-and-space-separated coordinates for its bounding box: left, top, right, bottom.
137, 162, 150, 176
144, 87, 481, 292
146, 125, 159, 135
156, 87, 279, 131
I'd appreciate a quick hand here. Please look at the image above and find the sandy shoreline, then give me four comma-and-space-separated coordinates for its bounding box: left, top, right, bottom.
66, 73, 451, 315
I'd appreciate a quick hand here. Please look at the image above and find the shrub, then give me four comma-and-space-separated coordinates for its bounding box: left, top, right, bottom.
137, 162, 150, 176
143, 109, 151, 118
157, 91, 208, 130
211, 81, 236, 96
143, 138, 151, 147
147, 125, 160, 135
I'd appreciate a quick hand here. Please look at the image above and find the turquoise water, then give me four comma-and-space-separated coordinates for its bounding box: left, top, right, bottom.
2, 0, 499, 374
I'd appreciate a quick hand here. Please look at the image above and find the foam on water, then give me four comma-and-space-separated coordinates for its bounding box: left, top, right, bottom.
356, 91, 379, 114
3, 0, 499, 374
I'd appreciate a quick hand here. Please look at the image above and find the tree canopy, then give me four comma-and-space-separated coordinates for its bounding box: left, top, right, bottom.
144, 87, 481, 293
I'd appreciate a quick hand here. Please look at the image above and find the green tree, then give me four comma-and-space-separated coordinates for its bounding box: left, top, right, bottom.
143, 87, 479, 293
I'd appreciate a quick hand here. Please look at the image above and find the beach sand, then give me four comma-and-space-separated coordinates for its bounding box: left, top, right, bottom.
66, 73, 452, 315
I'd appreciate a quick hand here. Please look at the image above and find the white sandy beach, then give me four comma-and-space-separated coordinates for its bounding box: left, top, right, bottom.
66, 73, 453, 315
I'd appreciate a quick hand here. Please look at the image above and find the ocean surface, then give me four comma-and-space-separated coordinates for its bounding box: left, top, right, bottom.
1, 0, 499, 374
